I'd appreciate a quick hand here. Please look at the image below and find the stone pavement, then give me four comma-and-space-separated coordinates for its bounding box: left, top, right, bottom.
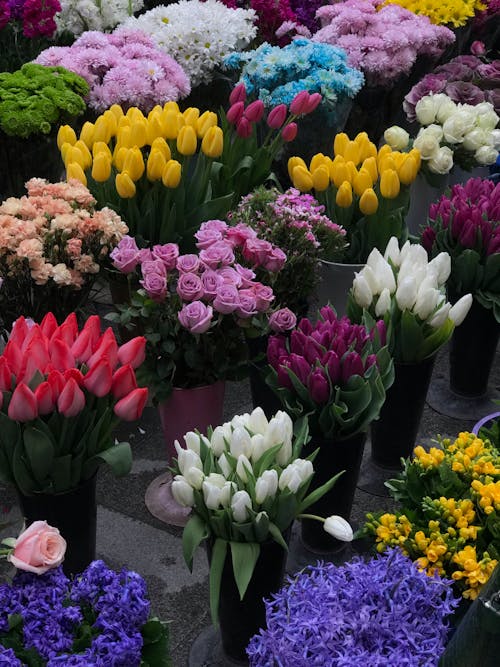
0, 342, 499, 666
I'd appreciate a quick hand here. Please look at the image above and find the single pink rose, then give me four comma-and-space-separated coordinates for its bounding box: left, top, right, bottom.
177, 272, 204, 301
195, 225, 224, 249
152, 243, 179, 270
236, 289, 257, 318
213, 284, 240, 314
141, 259, 166, 277
234, 263, 256, 287
199, 242, 235, 269
242, 238, 273, 266
269, 308, 297, 333
262, 247, 287, 272
178, 301, 213, 334
253, 283, 275, 311
199, 219, 228, 234
8, 521, 66, 575
217, 266, 243, 287
176, 254, 200, 273
110, 236, 141, 273
200, 270, 224, 300
225, 223, 258, 249
140, 272, 167, 302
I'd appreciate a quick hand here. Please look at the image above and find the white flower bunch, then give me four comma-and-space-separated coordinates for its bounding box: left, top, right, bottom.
56, 0, 143, 36
122, 0, 257, 87
410, 94, 500, 174
349, 238, 472, 362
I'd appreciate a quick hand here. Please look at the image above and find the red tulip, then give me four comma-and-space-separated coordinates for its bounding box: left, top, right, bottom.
267, 104, 287, 129
226, 101, 245, 125
0, 358, 12, 391
117, 337, 146, 370
281, 122, 298, 142
50, 339, 76, 372
236, 117, 252, 138
8, 383, 38, 422
82, 315, 102, 348
83, 358, 113, 397
34, 381, 55, 415
113, 387, 148, 421
57, 378, 85, 418
9, 317, 29, 349
40, 312, 58, 339
71, 329, 94, 364
244, 100, 265, 123
88, 328, 118, 368
229, 83, 246, 105
304, 93, 322, 114
63, 368, 84, 386
289, 91, 310, 115
2, 341, 22, 376
61, 312, 78, 342
111, 365, 137, 400
47, 370, 66, 399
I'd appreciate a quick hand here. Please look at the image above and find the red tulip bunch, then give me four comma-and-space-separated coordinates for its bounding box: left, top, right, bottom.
0, 312, 148, 495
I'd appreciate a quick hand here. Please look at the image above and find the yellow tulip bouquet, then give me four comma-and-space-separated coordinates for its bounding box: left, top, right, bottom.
288, 131, 421, 263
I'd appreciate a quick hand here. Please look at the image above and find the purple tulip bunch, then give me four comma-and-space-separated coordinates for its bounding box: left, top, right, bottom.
266, 306, 394, 438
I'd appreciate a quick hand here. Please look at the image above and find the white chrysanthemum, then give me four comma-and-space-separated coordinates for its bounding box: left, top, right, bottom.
121, 0, 257, 86
56, 0, 144, 36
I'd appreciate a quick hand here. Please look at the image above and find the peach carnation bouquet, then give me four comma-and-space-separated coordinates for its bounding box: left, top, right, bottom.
0, 178, 128, 331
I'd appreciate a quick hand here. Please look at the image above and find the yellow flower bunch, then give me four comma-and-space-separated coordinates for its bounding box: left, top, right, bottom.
413, 445, 445, 469
287, 131, 420, 263
451, 546, 497, 599
471, 479, 500, 515
414, 432, 500, 478
380, 0, 485, 27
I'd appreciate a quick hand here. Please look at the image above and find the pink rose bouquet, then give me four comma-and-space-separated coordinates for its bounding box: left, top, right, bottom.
1, 521, 66, 574
0, 178, 128, 332
108, 223, 292, 401
0, 312, 148, 495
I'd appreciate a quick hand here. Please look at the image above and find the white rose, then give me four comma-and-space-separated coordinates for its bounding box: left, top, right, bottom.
415, 95, 438, 125
462, 128, 491, 152
413, 129, 440, 159
383, 125, 410, 150
475, 145, 498, 165
491, 129, 500, 149
434, 95, 458, 124
476, 108, 499, 131
428, 146, 454, 175
442, 112, 475, 144
423, 124, 444, 141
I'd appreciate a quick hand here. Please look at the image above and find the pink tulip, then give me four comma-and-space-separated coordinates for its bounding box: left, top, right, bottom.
83, 358, 113, 397
2, 341, 22, 377
50, 339, 76, 372
111, 365, 138, 400
82, 315, 102, 348
244, 100, 265, 123
282, 122, 298, 142
9, 317, 29, 349
289, 91, 310, 115
18, 336, 51, 384
236, 117, 252, 138
40, 312, 58, 339
117, 337, 146, 370
226, 101, 245, 125
8, 383, 38, 422
47, 370, 65, 400
34, 382, 55, 415
229, 83, 246, 105
57, 378, 85, 418
71, 329, 94, 364
304, 93, 322, 114
87, 329, 118, 368
114, 387, 148, 421
266, 104, 287, 129
63, 368, 84, 386
0, 358, 12, 391
60, 312, 78, 342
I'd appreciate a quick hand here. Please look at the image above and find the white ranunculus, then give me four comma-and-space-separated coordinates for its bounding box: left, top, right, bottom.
203, 480, 222, 510
172, 476, 195, 507
415, 95, 438, 125
230, 426, 253, 459
236, 454, 253, 483
395, 276, 418, 311
448, 294, 473, 326
375, 288, 391, 317
383, 236, 401, 266
383, 125, 410, 150
352, 273, 373, 308
434, 95, 458, 124
475, 145, 498, 165
183, 431, 201, 454
428, 302, 451, 328
462, 128, 491, 152
427, 252, 451, 285
428, 146, 454, 175
413, 129, 440, 160
184, 466, 204, 490
248, 406, 268, 435
255, 469, 278, 504
413, 287, 440, 320
424, 123, 445, 141
218, 453, 232, 478
231, 490, 252, 522
490, 129, 500, 149
323, 515, 353, 541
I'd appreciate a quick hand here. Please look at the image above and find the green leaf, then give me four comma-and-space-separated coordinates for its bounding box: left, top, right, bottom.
82, 442, 132, 479
52, 454, 72, 493
140, 617, 171, 667
182, 514, 208, 572
23, 426, 55, 485
230, 541, 260, 601
299, 470, 345, 513
209, 538, 228, 625
400, 310, 425, 362
268, 521, 289, 551
12, 440, 36, 495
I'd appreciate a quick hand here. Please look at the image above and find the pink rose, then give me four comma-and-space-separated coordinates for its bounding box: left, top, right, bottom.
253, 283, 275, 311
8, 521, 66, 574
213, 284, 240, 314
262, 247, 287, 273
217, 266, 242, 287
178, 301, 213, 334
200, 219, 228, 234
234, 263, 256, 287
177, 272, 204, 301
140, 272, 167, 302
141, 259, 166, 277
236, 289, 257, 318
200, 270, 224, 300
242, 238, 273, 266
269, 308, 297, 333
138, 248, 153, 263
225, 223, 258, 248
110, 236, 140, 273
152, 243, 179, 270
176, 254, 200, 273
195, 227, 223, 249
199, 242, 235, 269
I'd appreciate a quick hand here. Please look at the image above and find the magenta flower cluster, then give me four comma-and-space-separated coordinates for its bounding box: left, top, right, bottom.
35, 28, 190, 112
422, 178, 500, 257
219, 0, 304, 45
0, 0, 60, 37
404, 53, 500, 121
313, 0, 454, 86
267, 305, 384, 404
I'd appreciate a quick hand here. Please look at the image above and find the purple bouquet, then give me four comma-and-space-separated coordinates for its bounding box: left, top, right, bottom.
247, 548, 459, 666
404, 52, 500, 122
0, 560, 168, 666
35, 28, 190, 112
313, 0, 454, 87
266, 305, 394, 438
219, 0, 309, 45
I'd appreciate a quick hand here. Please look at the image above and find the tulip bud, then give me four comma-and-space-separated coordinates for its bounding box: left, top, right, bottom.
331, 161, 350, 188
312, 165, 329, 191
375, 288, 391, 317
428, 302, 451, 328
304, 92, 322, 114
248, 407, 269, 435
57, 378, 85, 418
79, 121, 95, 148
146, 149, 166, 182
123, 147, 145, 181
117, 336, 146, 369
359, 187, 378, 215
83, 358, 113, 397
353, 168, 373, 196
162, 160, 182, 188
94, 141, 113, 159
91, 152, 112, 182
236, 117, 252, 138
278, 463, 302, 493
336, 181, 353, 207
244, 100, 265, 123
352, 273, 373, 308
413, 287, 440, 320
211, 423, 231, 456
172, 476, 195, 507
0, 358, 12, 392
292, 165, 313, 192
341, 351, 364, 383
93, 116, 111, 144
130, 120, 147, 147
308, 368, 330, 404
202, 480, 223, 510
113, 387, 148, 421
201, 125, 223, 158
115, 171, 136, 198
395, 276, 418, 311
196, 111, 218, 139
267, 104, 287, 129
230, 426, 253, 459
333, 132, 349, 157
229, 83, 246, 105
236, 454, 253, 483
8, 383, 38, 422
427, 252, 451, 286
146, 113, 164, 144
151, 137, 171, 161
177, 125, 198, 156
448, 294, 472, 326
398, 155, 418, 186
218, 452, 232, 477
184, 465, 204, 490
344, 140, 361, 165
231, 490, 252, 522
111, 365, 137, 400
255, 469, 278, 504
162, 109, 182, 140
289, 90, 310, 115
281, 122, 298, 143
66, 162, 87, 186
380, 169, 400, 199
362, 156, 378, 183
323, 515, 353, 541
57, 125, 77, 150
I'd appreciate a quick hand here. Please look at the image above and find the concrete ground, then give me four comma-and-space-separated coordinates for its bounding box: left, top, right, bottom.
0, 334, 498, 666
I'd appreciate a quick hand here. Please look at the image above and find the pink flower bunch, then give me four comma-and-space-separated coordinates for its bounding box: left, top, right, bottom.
35, 28, 190, 112
0, 313, 148, 423
219, 0, 306, 45
313, 0, 454, 86
0, 0, 60, 38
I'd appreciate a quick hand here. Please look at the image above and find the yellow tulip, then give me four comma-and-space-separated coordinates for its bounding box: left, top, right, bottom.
345, 161, 358, 184
177, 125, 198, 156
113, 146, 128, 171
66, 162, 87, 186
146, 114, 164, 145
287, 156, 307, 182
362, 157, 378, 183
102, 110, 117, 137
92, 141, 112, 160
380, 169, 400, 199
147, 149, 167, 181
93, 116, 111, 144
117, 126, 133, 149
79, 122, 95, 148
91, 152, 112, 182
312, 165, 330, 191
359, 188, 379, 215
378, 155, 396, 173
123, 147, 145, 181
195, 111, 217, 139
162, 159, 182, 188
398, 155, 418, 186
115, 171, 136, 198
364, 141, 378, 160
354, 131, 369, 146
336, 180, 353, 208
74, 140, 92, 170
353, 168, 373, 197
118, 116, 131, 129
109, 104, 124, 120
59, 142, 72, 163
57, 125, 76, 150
163, 109, 182, 140
391, 152, 406, 170
148, 105, 163, 119
151, 137, 171, 161
201, 125, 223, 158
126, 107, 145, 123
310, 153, 327, 173
183, 107, 200, 127
331, 160, 350, 188
333, 132, 349, 157
409, 148, 421, 171
163, 101, 180, 113
344, 140, 361, 166
130, 120, 148, 148
292, 165, 314, 192
64, 145, 85, 168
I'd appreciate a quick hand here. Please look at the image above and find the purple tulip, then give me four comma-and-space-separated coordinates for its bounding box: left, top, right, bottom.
323, 350, 340, 385
298, 318, 313, 335
421, 227, 436, 252
303, 337, 323, 364
277, 360, 293, 390
341, 352, 365, 384
458, 219, 478, 248
267, 336, 287, 369
365, 354, 378, 372
290, 329, 308, 355
371, 321, 387, 347
319, 305, 337, 323
308, 368, 330, 404
290, 353, 311, 385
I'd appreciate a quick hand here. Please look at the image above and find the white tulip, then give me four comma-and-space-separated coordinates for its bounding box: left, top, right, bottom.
352, 273, 373, 308
203, 481, 222, 510
395, 276, 418, 311
220, 481, 235, 508
475, 145, 498, 166
359, 265, 380, 295
398, 240, 411, 264
428, 146, 454, 175
248, 407, 269, 435
250, 433, 266, 462
294, 458, 314, 483
218, 453, 232, 478
183, 431, 201, 454
205, 472, 226, 488
415, 95, 438, 125
403, 243, 429, 268
448, 294, 473, 326
413, 287, 440, 320
265, 412, 293, 466
428, 302, 451, 328
231, 490, 252, 522
383, 125, 410, 150
236, 454, 253, 483
176, 448, 203, 476
211, 423, 231, 456
375, 288, 392, 317
230, 426, 252, 459
375, 259, 397, 294
427, 252, 451, 285
255, 469, 278, 504
366, 247, 385, 271
184, 466, 204, 490
278, 463, 303, 493
172, 476, 195, 507
383, 236, 401, 266
323, 515, 353, 541
231, 413, 250, 429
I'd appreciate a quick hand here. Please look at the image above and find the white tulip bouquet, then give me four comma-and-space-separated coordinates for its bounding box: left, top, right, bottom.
171, 408, 352, 622
347, 237, 472, 362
